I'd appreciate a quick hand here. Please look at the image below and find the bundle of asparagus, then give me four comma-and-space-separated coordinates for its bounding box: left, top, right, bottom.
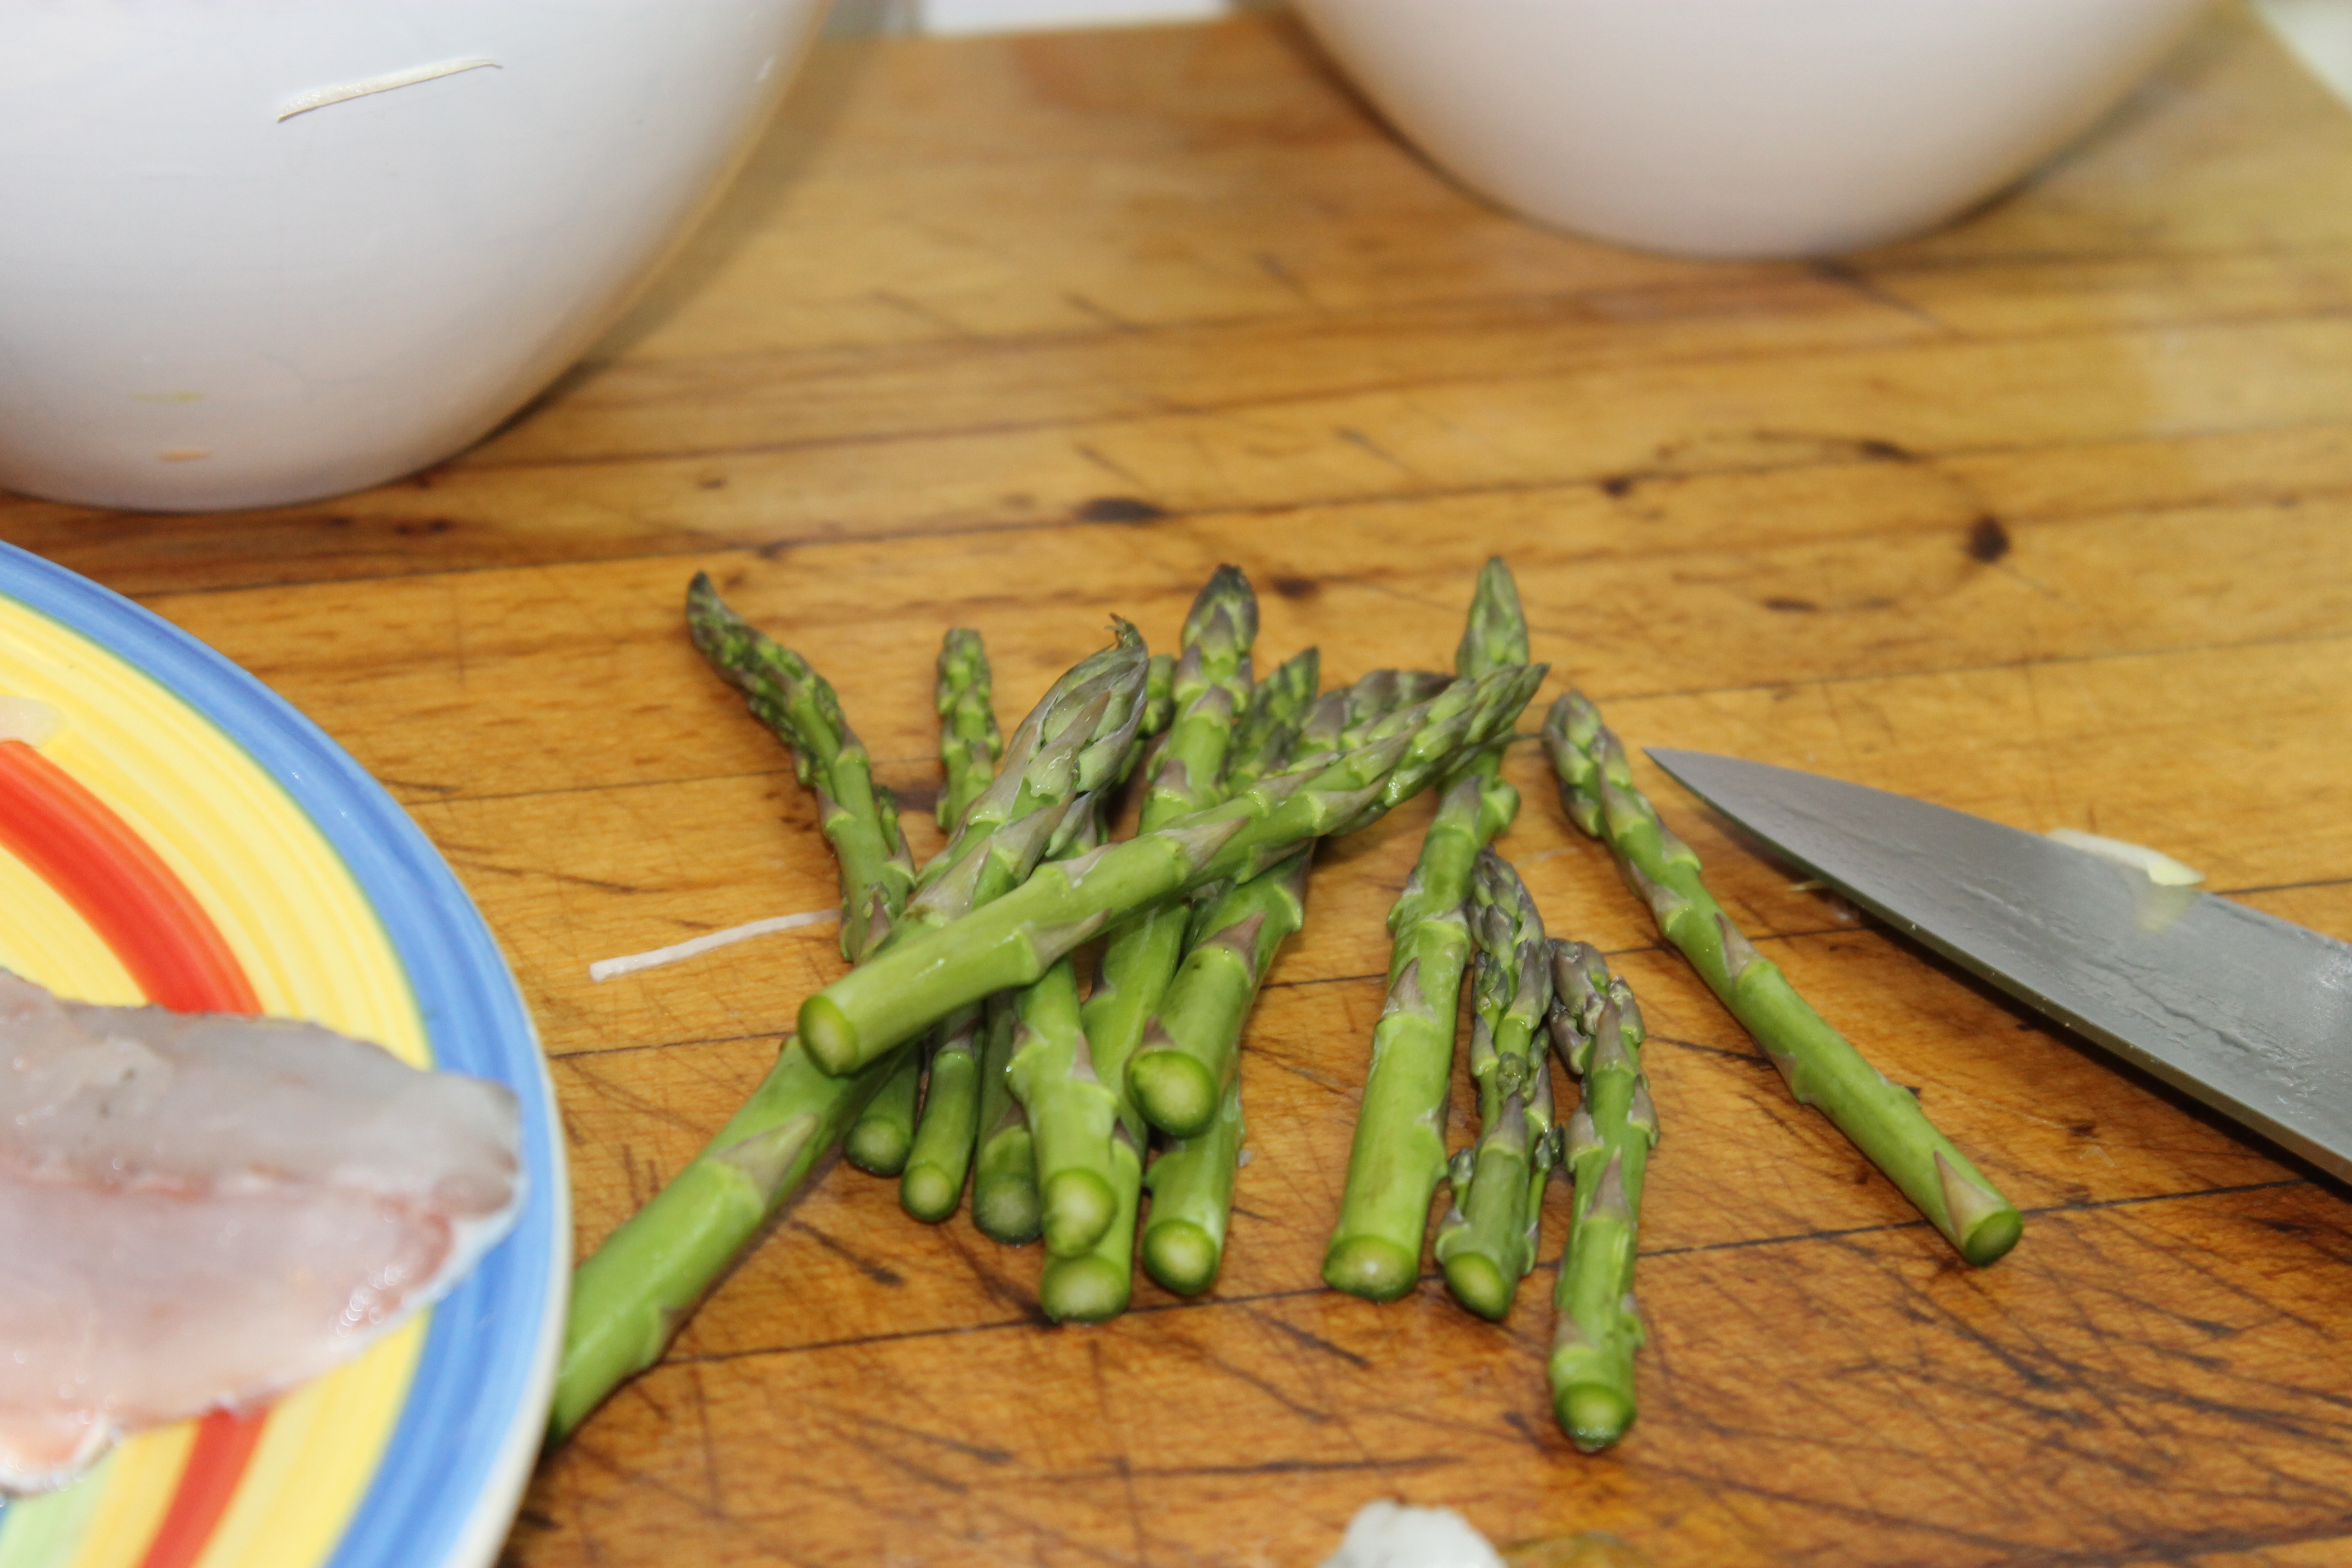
550, 581, 1152, 1438
553, 552, 2027, 1467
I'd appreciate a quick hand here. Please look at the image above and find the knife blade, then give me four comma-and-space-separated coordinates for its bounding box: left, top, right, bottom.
1646, 748, 2352, 1183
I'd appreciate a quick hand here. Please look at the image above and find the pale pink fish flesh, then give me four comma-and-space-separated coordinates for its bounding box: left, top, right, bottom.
0, 971, 524, 1493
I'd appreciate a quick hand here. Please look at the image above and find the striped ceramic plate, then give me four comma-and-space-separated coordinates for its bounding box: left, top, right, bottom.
0, 542, 567, 1568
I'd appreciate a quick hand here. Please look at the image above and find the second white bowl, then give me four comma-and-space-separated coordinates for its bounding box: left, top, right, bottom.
1292, 0, 2212, 259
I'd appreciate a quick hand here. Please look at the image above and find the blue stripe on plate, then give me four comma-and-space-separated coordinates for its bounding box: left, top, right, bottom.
0, 542, 562, 1568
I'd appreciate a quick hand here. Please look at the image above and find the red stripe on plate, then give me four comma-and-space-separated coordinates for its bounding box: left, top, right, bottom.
0, 740, 258, 1014
0, 739, 271, 1567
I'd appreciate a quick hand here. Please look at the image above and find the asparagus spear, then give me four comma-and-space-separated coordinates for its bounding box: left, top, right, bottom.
553, 605, 1151, 1439
1321, 770, 1518, 1298
898, 631, 1006, 1218
1433, 850, 1557, 1320
685, 572, 913, 963
1134, 847, 1312, 1291
901, 1004, 984, 1220
1140, 1071, 1245, 1296
1046, 639, 1317, 1321
845, 1049, 922, 1175
559, 579, 918, 1441
1324, 558, 1529, 1300
1546, 940, 1658, 1452
934, 628, 1002, 831
971, 997, 1042, 1243
1543, 692, 2022, 1266
1004, 952, 1101, 1253
799, 660, 1547, 1077
1038, 1129, 1142, 1321
1033, 570, 1260, 1260
1124, 667, 1452, 1137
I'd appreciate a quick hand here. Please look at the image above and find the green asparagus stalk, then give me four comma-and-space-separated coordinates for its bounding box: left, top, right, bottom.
1004, 953, 1101, 1251
1546, 940, 1658, 1452
1048, 630, 1309, 1320
1038, 1129, 1143, 1321
553, 607, 1151, 1440
1124, 667, 1465, 1137
553, 1037, 896, 1442
844, 1048, 922, 1174
934, 628, 1001, 831
1033, 569, 1260, 1260
971, 996, 1042, 1243
685, 572, 913, 963
1128, 845, 1312, 1137
1133, 848, 1311, 1291
1321, 771, 1518, 1299
898, 630, 1005, 1218
559, 577, 919, 1441
800, 661, 1547, 1077
900, 1004, 983, 1220
1433, 850, 1557, 1320
1543, 692, 2022, 1266
1323, 557, 1530, 1301
1140, 1069, 1245, 1296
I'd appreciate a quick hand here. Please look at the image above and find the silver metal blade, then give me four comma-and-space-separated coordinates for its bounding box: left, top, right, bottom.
1647, 748, 2352, 1182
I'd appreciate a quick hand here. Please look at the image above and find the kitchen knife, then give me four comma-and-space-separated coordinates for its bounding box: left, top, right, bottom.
1646, 748, 2352, 1183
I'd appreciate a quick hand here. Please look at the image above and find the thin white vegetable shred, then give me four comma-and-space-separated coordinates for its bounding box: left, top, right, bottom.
589, 908, 840, 982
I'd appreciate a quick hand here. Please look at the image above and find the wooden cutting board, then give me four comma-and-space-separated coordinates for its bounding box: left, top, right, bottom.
9, 6, 2352, 1563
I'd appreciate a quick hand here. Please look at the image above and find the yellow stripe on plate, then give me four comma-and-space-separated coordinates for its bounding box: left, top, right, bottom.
0, 596, 437, 1568
58, 1428, 194, 1568
190, 1321, 429, 1568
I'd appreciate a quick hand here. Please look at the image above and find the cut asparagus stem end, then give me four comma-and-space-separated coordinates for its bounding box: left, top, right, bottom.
1042, 1169, 1117, 1257
1142, 1219, 1221, 1296
1041, 1255, 1131, 1323
1321, 1235, 1420, 1303
1555, 1381, 1636, 1452
844, 1118, 911, 1175
1130, 1052, 1218, 1139
973, 1136, 1043, 1245
1959, 1204, 2024, 1266
900, 1162, 963, 1223
800, 994, 859, 1075
1441, 1251, 1513, 1322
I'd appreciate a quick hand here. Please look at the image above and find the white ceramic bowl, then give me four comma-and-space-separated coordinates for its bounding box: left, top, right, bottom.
1291, 0, 2212, 259
0, 0, 829, 513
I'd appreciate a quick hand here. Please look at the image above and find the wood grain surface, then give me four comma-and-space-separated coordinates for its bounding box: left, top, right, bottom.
10, 7, 2352, 1565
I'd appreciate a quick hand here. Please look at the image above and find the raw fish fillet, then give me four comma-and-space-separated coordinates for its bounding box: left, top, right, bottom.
0, 971, 524, 1493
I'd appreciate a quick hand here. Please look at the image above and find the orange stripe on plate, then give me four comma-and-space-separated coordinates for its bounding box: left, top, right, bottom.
127, 1415, 270, 1568
0, 743, 257, 1015
0, 740, 271, 1568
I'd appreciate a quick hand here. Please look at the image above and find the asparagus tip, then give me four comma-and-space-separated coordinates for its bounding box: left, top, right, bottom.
1142, 1218, 1222, 1296
1129, 1050, 1220, 1140
1441, 1250, 1515, 1322
1041, 1255, 1132, 1323
1555, 1381, 1637, 1452
1042, 1169, 1119, 1258
1321, 1235, 1420, 1303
